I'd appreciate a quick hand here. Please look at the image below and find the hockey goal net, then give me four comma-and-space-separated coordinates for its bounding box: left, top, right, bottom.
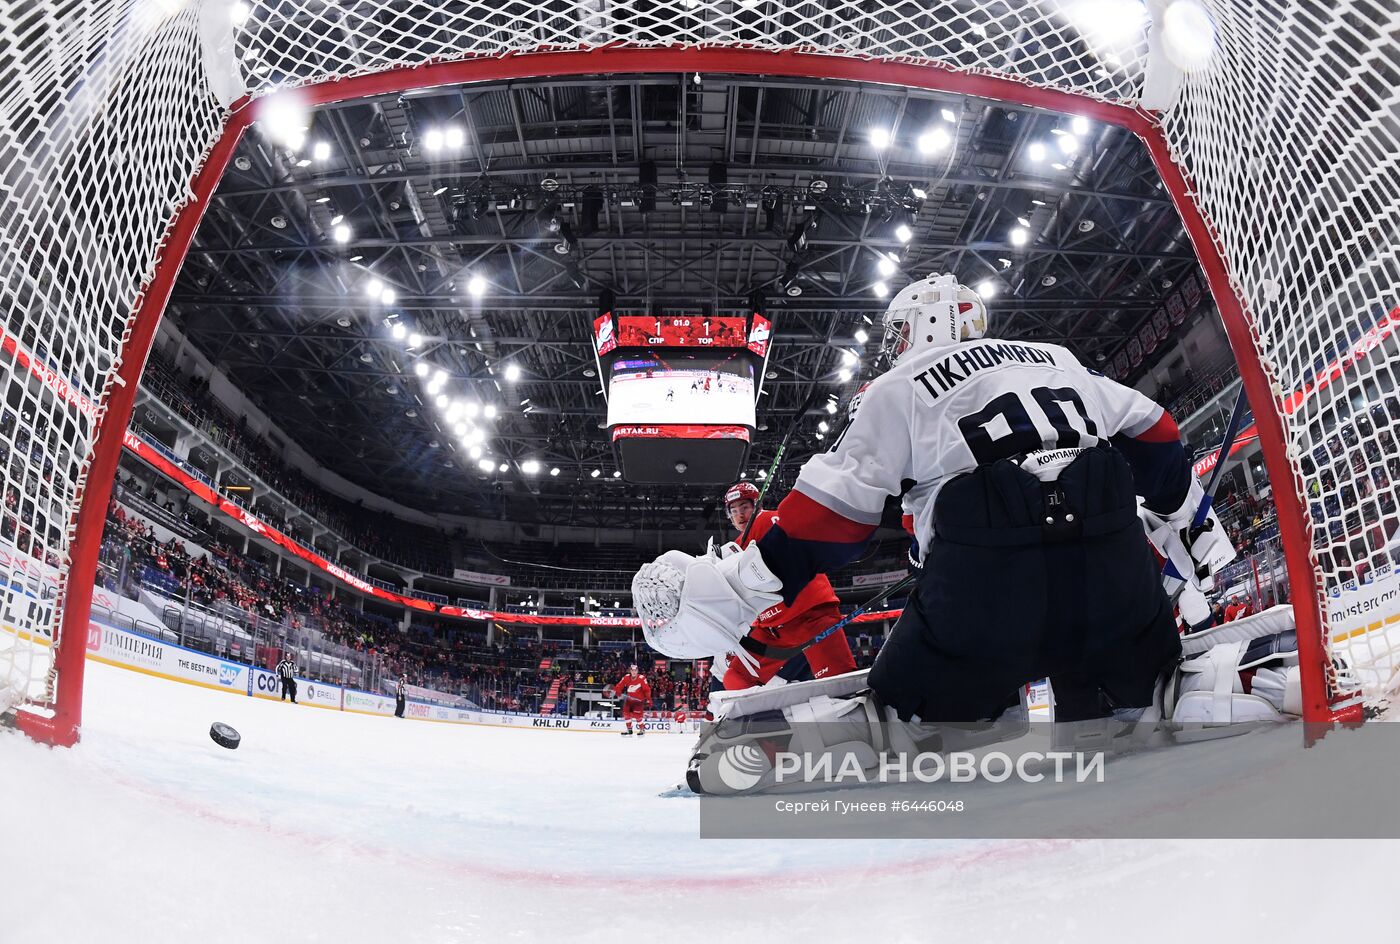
1, 0, 1396, 743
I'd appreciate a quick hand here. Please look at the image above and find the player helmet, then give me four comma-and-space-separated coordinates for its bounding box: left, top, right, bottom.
880, 273, 987, 365
723, 481, 760, 510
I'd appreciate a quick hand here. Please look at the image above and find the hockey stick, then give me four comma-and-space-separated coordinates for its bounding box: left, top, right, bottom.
735, 382, 826, 546
1162, 383, 1251, 584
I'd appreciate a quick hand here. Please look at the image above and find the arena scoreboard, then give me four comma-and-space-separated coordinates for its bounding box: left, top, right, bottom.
593, 309, 773, 484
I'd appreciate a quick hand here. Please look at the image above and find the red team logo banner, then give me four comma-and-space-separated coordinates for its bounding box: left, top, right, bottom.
593, 315, 617, 355
747, 314, 772, 357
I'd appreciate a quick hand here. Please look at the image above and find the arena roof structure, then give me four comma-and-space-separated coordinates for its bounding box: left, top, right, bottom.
165, 73, 1206, 526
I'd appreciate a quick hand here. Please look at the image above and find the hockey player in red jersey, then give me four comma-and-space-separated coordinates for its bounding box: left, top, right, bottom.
716, 481, 856, 690
611, 663, 652, 736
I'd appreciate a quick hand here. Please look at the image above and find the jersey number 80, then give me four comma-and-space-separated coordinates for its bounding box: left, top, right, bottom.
957, 386, 1099, 465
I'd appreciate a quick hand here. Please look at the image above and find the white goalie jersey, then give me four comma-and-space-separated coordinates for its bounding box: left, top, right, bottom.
797, 337, 1183, 554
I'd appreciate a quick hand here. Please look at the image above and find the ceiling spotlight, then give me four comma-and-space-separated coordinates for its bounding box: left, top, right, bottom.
435, 394, 448, 408
366, 279, 383, 298
469, 446, 483, 460
940, 108, 956, 123
255, 90, 310, 152
612, 470, 621, 478
869, 127, 891, 149
391, 323, 406, 340
504, 363, 521, 382
550, 467, 560, 476
837, 367, 852, 382
381, 287, 397, 304
1057, 134, 1080, 155
591, 469, 601, 478
757, 469, 766, 479
478, 458, 495, 472
1071, 115, 1090, 135
1010, 227, 1030, 247
872, 281, 889, 298
1028, 141, 1047, 162
1161, 0, 1218, 70
484, 404, 498, 419
444, 126, 465, 149
270, 215, 288, 229
408, 332, 423, 348
499, 462, 509, 473
825, 401, 838, 414
414, 362, 428, 378
522, 460, 540, 475
454, 423, 468, 437
893, 223, 913, 243
331, 224, 351, 244
818, 420, 830, 433
854, 328, 869, 344
917, 126, 952, 154
424, 128, 444, 151
467, 275, 487, 298
433, 369, 447, 384
841, 350, 859, 367
976, 280, 999, 298
877, 255, 897, 278
312, 141, 331, 162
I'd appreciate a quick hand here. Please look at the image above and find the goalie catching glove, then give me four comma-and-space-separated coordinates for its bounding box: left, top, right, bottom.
631, 543, 782, 673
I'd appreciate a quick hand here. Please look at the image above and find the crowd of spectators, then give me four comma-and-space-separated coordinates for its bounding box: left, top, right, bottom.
140, 348, 452, 575
96, 493, 894, 714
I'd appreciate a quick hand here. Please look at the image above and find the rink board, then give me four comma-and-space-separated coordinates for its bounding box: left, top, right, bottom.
3, 615, 702, 735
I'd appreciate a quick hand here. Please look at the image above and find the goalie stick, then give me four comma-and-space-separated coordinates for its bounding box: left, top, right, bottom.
740, 387, 1252, 661
1162, 383, 1251, 586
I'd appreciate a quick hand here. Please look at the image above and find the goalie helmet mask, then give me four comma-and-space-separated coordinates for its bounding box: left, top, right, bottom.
880, 273, 988, 365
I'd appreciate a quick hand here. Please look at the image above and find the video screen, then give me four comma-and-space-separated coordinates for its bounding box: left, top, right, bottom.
607, 352, 756, 427
616, 316, 748, 348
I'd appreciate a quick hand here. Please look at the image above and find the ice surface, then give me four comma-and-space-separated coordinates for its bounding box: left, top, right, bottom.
1, 660, 1397, 943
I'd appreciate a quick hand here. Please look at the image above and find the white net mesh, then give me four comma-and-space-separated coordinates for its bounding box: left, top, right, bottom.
0, 0, 1397, 730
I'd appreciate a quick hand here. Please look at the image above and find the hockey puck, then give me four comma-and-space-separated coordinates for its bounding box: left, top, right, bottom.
209, 722, 241, 750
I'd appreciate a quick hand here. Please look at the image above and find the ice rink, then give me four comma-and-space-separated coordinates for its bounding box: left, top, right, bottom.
2, 660, 1397, 943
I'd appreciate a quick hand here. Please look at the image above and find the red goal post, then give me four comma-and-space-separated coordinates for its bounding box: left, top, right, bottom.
3, 1, 1395, 745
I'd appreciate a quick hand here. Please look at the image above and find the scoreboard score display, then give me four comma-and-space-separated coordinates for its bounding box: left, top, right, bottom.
597, 311, 771, 484
615, 316, 748, 348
